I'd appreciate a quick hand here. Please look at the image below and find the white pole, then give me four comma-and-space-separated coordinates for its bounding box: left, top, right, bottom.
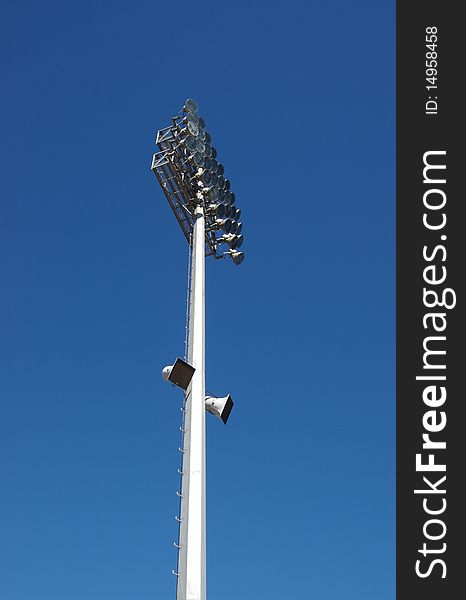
177, 205, 206, 600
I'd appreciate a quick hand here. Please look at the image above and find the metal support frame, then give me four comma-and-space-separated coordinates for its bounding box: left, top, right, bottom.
151, 120, 222, 258
176, 206, 206, 600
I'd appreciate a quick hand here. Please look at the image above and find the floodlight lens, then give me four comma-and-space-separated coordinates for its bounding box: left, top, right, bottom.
184, 136, 197, 152
204, 157, 212, 170
201, 171, 211, 186
229, 220, 238, 234
184, 99, 198, 114
185, 113, 199, 126
188, 121, 199, 136
224, 178, 231, 191
204, 143, 212, 157
211, 147, 218, 159
236, 221, 243, 234
198, 116, 206, 129
193, 152, 204, 167
208, 186, 219, 201
210, 159, 218, 173
205, 132, 212, 144
217, 163, 225, 176
196, 139, 205, 154
198, 129, 206, 142
210, 172, 218, 187
217, 175, 225, 190
224, 218, 233, 233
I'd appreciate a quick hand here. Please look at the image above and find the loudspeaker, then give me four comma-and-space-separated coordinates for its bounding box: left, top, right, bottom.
205, 394, 234, 424
162, 358, 195, 391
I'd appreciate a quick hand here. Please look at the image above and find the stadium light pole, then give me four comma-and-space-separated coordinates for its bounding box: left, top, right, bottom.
178, 204, 206, 600
151, 99, 243, 600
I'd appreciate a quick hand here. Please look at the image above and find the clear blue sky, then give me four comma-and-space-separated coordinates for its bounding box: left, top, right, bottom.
1, 1, 395, 599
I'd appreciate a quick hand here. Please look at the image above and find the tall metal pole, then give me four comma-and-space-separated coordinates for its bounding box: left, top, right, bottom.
152, 99, 243, 600
177, 205, 206, 600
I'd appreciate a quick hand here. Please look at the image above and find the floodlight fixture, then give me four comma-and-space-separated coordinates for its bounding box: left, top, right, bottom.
217, 233, 243, 250
217, 175, 225, 190
151, 99, 245, 600
210, 202, 226, 218
226, 249, 245, 265
184, 113, 199, 126
223, 218, 234, 233
187, 120, 199, 136
210, 172, 219, 187
193, 152, 205, 167
184, 136, 197, 152
206, 186, 219, 202
183, 98, 198, 113
230, 207, 241, 221
228, 220, 238, 234
200, 171, 211, 186
212, 217, 233, 232
231, 234, 244, 249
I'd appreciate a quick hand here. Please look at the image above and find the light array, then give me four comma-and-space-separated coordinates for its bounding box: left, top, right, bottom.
151, 99, 244, 265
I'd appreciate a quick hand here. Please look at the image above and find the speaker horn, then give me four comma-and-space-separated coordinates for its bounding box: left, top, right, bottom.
205, 394, 234, 424
162, 358, 195, 391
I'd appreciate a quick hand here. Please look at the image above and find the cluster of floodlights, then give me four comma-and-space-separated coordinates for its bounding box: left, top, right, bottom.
151, 99, 244, 265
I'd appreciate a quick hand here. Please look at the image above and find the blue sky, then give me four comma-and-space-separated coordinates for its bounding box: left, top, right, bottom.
1, 1, 395, 599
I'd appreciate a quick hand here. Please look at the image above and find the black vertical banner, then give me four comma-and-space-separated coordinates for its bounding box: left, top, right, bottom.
397, 3, 465, 599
